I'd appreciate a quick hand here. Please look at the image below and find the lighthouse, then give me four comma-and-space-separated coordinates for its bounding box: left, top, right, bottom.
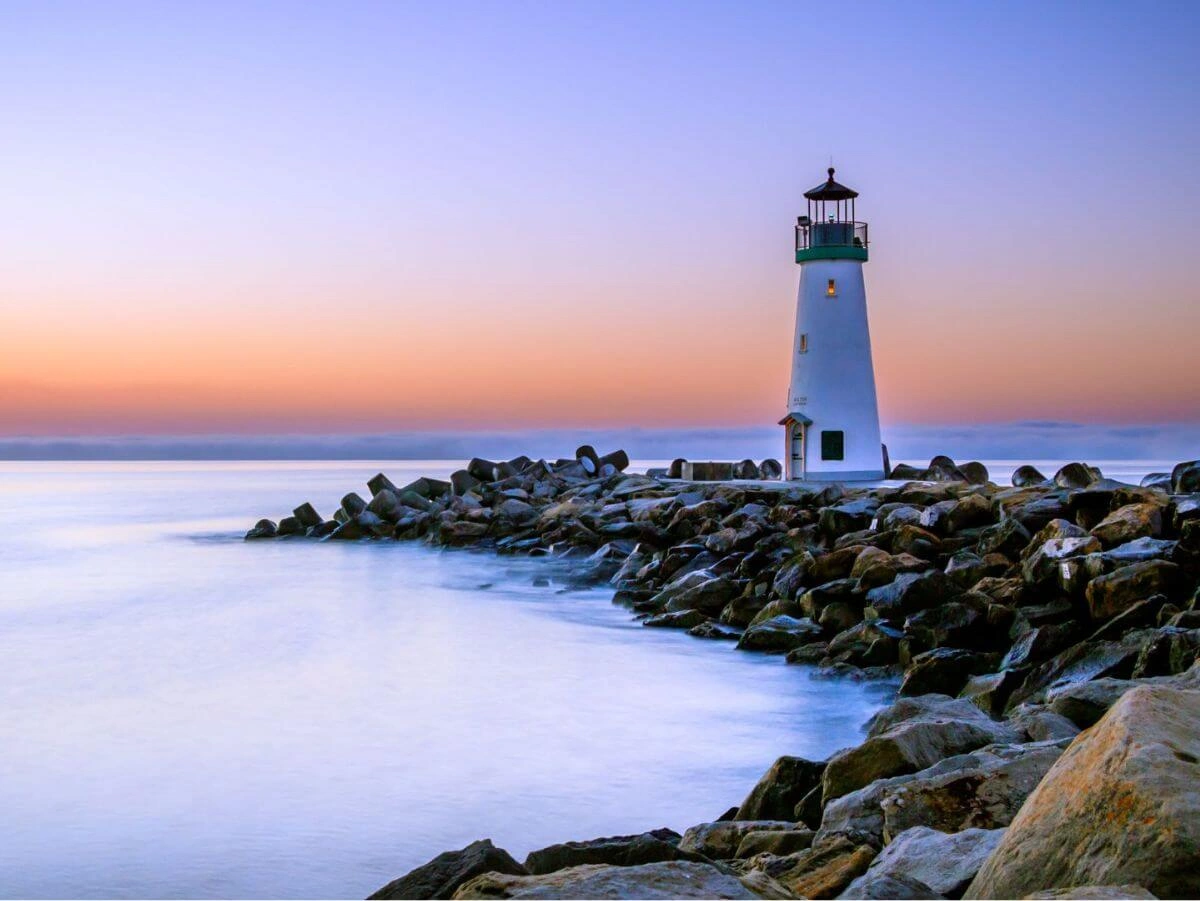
780, 168, 885, 481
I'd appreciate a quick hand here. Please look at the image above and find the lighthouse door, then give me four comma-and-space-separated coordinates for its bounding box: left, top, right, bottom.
790, 424, 805, 480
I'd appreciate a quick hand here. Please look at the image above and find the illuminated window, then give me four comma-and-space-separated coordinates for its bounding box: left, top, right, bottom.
799, 333, 808, 353
821, 430, 844, 461
826, 279, 837, 296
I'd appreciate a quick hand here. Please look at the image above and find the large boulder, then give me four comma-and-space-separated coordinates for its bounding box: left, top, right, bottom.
1172, 459, 1200, 494
836, 872, 941, 899
523, 830, 704, 875
878, 741, 1064, 839
898, 648, 995, 697
369, 839, 527, 899
822, 696, 1019, 803
864, 571, 954, 618
678, 820, 797, 860
843, 827, 1004, 899
1090, 504, 1163, 549
736, 756, 827, 822
764, 833, 878, 899
819, 740, 1061, 844
737, 615, 824, 653
453, 860, 777, 899
1085, 560, 1182, 621
1011, 465, 1046, 487
965, 685, 1200, 899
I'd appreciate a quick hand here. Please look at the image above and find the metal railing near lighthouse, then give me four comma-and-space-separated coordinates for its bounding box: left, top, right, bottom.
794, 220, 869, 252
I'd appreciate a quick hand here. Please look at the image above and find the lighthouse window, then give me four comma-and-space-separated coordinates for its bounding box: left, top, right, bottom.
799, 334, 808, 353
821, 430, 845, 461
826, 279, 837, 297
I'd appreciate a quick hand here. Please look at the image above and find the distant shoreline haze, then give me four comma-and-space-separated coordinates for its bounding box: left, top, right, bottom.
0, 422, 1196, 463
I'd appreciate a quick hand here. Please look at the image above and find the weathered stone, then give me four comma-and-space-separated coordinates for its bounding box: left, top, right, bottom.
770, 834, 878, 899
879, 742, 1064, 838
523, 829, 702, 875
760, 459, 783, 480
836, 872, 942, 899
960, 462, 990, 485
1020, 887, 1157, 900
945, 494, 995, 533
244, 518, 276, 539
736, 756, 827, 821
738, 615, 824, 652
1131, 626, 1200, 677
367, 472, 399, 496
1001, 623, 1082, 670
340, 492, 368, 517
689, 621, 743, 640
292, 502, 322, 528
453, 860, 770, 899
735, 828, 815, 858
899, 648, 995, 697
1005, 633, 1149, 711
678, 820, 798, 859
1085, 560, 1182, 621
822, 696, 1019, 802
275, 515, 304, 536
966, 686, 1200, 900
849, 827, 1003, 899
1011, 465, 1046, 487
369, 838, 527, 899
1090, 503, 1163, 549
959, 669, 1027, 718
1053, 462, 1100, 489
864, 571, 953, 618
644, 609, 709, 629
1022, 536, 1101, 585
1172, 459, 1200, 493
1046, 677, 1137, 728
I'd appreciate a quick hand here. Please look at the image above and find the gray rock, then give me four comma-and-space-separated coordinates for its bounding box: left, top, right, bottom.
292, 502, 322, 528
1086, 560, 1182, 621
822, 696, 1019, 803
523, 830, 703, 875
678, 820, 798, 859
879, 741, 1064, 839
369, 838, 527, 899
735, 828, 815, 858
737, 615, 824, 653
848, 826, 1004, 898
453, 860, 774, 899
1021, 886, 1158, 900
837, 872, 943, 899
244, 518, 276, 539
736, 756, 827, 821
1011, 465, 1046, 487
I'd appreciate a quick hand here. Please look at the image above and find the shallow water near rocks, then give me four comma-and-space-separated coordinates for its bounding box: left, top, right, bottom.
0, 461, 897, 899
0, 458, 1170, 898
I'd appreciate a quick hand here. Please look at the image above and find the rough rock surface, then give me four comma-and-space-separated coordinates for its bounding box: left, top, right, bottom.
843, 826, 1004, 898
522, 829, 703, 875
965, 685, 1200, 899
369, 839, 527, 899
452, 860, 779, 899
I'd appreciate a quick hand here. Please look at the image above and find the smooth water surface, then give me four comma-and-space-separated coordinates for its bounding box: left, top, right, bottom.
0, 462, 898, 899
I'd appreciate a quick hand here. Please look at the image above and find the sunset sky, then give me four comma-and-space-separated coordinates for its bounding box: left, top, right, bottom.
2, 1, 1198, 450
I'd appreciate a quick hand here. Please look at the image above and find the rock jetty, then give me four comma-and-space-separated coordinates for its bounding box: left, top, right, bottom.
246, 453, 1200, 899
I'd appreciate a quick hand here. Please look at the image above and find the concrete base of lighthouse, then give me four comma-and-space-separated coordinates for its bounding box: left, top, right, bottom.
779, 413, 884, 481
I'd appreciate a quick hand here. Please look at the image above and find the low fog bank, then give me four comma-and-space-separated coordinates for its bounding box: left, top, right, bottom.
1, 422, 1196, 464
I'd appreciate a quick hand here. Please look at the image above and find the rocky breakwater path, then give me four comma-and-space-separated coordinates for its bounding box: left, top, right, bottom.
246, 454, 1200, 899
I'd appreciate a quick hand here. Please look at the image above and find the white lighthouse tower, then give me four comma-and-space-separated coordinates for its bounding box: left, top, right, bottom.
780, 168, 885, 480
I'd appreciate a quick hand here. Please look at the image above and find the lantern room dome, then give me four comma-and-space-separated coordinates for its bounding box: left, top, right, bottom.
803, 167, 858, 201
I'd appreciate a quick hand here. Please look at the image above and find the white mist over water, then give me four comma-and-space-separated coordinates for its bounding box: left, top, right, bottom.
0, 461, 899, 899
